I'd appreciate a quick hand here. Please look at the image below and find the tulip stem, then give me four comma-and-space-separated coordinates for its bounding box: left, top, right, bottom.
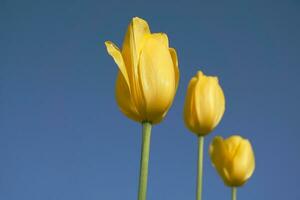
196, 136, 204, 200
138, 121, 152, 200
232, 187, 237, 200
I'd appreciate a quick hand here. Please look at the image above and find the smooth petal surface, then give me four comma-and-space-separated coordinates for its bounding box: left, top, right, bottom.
195, 72, 225, 134
138, 35, 175, 123
115, 72, 140, 121
229, 139, 255, 186
151, 33, 169, 47
121, 17, 151, 117
169, 48, 179, 90
209, 136, 227, 171
183, 77, 199, 133
183, 71, 225, 136
225, 135, 243, 159
105, 41, 130, 89
122, 17, 150, 80
209, 135, 255, 187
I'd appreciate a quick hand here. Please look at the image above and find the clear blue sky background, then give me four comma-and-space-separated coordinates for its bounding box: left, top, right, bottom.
1, 0, 300, 200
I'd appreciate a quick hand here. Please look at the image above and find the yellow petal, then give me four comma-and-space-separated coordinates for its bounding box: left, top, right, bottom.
225, 135, 243, 160
209, 136, 233, 184
243, 140, 255, 180
169, 48, 179, 90
151, 33, 169, 47
122, 17, 150, 80
209, 136, 228, 169
115, 72, 141, 122
194, 72, 214, 133
213, 77, 226, 126
194, 72, 225, 134
120, 17, 151, 119
138, 35, 175, 123
229, 139, 255, 186
183, 77, 198, 133
105, 41, 130, 90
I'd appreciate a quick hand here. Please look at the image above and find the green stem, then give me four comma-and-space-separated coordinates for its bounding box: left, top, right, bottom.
196, 136, 204, 200
232, 187, 237, 200
137, 122, 152, 200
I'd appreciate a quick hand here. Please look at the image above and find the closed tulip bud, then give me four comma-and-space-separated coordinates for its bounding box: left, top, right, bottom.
183, 71, 225, 136
209, 135, 255, 187
105, 17, 179, 124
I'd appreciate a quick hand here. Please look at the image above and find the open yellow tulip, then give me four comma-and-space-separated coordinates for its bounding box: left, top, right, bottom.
184, 71, 225, 136
105, 17, 179, 124
209, 135, 255, 187
105, 17, 179, 200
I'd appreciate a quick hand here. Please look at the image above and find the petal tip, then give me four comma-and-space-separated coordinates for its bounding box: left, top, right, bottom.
132, 16, 146, 22
104, 41, 113, 50
196, 71, 204, 78
131, 16, 148, 26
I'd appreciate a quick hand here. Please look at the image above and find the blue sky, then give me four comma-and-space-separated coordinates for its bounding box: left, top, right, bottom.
1, 0, 300, 199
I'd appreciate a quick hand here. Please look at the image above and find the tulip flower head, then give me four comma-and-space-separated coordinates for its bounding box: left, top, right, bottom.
183, 71, 225, 136
105, 17, 179, 124
209, 135, 255, 187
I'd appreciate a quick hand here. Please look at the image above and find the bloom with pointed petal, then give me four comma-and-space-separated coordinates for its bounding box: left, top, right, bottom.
183, 71, 225, 136
105, 17, 179, 124
209, 135, 255, 187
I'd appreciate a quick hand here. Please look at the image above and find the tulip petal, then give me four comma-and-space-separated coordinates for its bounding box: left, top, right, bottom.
225, 135, 243, 160
115, 72, 140, 122
194, 72, 225, 134
210, 136, 227, 169
121, 18, 151, 118
210, 136, 231, 182
244, 140, 255, 180
194, 72, 215, 133
183, 77, 198, 133
138, 35, 175, 123
105, 41, 130, 90
213, 78, 225, 127
122, 17, 150, 78
151, 33, 169, 47
169, 48, 179, 90
230, 139, 255, 185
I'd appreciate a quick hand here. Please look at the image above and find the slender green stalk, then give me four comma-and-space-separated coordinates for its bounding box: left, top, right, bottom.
196, 136, 204, 200
137, 121, 152, 200
232, 187, 237, 200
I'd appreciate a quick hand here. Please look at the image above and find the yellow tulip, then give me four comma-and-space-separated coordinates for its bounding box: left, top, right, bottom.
209, 135, 255, 187
183, 71, 225, 136
105, 17, 179, 124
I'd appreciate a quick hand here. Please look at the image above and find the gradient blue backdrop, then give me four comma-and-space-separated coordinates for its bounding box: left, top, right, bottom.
1, 0, 300, 199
